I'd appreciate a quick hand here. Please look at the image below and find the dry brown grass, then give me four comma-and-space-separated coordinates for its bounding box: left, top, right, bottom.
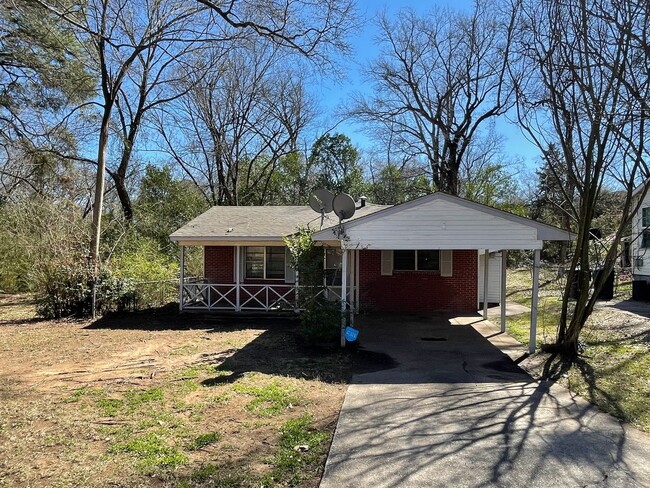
0, 297, 353, 487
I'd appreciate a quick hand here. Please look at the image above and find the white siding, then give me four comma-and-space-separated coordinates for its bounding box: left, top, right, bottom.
338, 199, 541, 250
632, 191, 650, 278
478, 252, 502, 303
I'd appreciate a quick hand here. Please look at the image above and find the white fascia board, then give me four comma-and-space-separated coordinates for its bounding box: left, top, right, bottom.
171, 237, 286, 247
338, 240, 544, 251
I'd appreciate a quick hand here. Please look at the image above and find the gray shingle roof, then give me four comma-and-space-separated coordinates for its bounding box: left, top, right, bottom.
170, 204, 389, 242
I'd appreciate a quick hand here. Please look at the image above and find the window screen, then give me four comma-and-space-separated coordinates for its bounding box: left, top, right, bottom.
418, 250, 440, 270
245, 247, 264, 278
393, 250, 439, 271
394, 250, 416, 270
266, 247, 285, 279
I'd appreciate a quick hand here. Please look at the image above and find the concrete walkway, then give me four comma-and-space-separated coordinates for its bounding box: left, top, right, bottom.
320, 313, 650, 488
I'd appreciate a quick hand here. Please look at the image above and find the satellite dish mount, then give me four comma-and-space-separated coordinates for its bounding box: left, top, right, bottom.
308, 188, 334, 229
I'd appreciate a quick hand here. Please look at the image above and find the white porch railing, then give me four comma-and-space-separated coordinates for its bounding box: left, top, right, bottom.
180, 282, 351, 312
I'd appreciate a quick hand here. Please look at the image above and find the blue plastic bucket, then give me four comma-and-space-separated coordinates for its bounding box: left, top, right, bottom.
345, 326, 359, 342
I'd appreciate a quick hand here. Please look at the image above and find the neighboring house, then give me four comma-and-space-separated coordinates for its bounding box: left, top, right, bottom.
631, 182, 650, 285
170, 192, 572, 352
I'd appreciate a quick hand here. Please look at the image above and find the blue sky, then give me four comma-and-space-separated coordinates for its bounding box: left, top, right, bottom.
312, 0, 542, 169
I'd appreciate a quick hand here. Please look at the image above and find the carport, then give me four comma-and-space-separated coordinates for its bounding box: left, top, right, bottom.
320, 313, 650, 487
312, 193, 573, 353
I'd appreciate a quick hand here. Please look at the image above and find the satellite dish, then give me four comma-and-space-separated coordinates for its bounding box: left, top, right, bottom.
309, 188, 334, 214
333, 193, 356, 220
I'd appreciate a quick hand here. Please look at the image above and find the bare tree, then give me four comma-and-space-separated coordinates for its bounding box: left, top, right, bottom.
33, 0, 204, 271
33, 0, 355, 269
350, 0, 516, 194
195, 0, 356, 68
156, 40, 315, 206
109, 29, 209, 221
512, 0, 649, 355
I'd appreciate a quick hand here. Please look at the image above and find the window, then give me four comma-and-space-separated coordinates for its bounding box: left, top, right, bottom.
643, 208, 650, 227
418, 250, 440, 270
266, 247, 285, 279
245, 247, 285, 279
324, 248, 342, 285
643, 231, 650, 249
393, 250, 440, 271
245, 247, 264, 278
394, 250, 416, 270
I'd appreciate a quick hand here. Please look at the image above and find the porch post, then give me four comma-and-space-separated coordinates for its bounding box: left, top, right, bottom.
349, 250, 355, 327
530, 249, 541, 354
294, 269, 300, 313
179, 245, 185, 312
355, 249, 360, 312
341, 247, 348, 348
501, 250, 507, 333
483, 249, 489, 320
235, 245, 241, 312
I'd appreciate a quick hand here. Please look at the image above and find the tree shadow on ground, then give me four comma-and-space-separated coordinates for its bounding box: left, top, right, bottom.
86, 304, 297, 332
200, 327, 398, 386
87, 305, 397, 384
607, 299, 650, 319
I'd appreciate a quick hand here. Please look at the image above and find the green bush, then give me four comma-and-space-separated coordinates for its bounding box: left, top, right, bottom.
300, 298, 341, 346
110, 238, 179, 309
36, 263, 136, 319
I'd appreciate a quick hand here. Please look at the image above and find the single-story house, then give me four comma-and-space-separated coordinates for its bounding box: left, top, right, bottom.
170, 192, 573, 352
631, 182, 650, 293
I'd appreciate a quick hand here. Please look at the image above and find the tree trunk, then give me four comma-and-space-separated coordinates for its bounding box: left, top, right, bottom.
113, 172, 133, 221
90, 108, 111, 268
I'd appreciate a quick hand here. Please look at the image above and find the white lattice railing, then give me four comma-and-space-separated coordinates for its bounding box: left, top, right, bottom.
181, 283, 351, 312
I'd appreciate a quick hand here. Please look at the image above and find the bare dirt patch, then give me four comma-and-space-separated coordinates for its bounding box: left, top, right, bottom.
0, 297, 357, 487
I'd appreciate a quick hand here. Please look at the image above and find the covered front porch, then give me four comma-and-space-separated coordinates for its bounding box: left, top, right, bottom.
177, 244, 360, 313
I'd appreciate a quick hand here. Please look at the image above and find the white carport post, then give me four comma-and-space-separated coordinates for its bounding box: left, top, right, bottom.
482, 249, 489, 320
341, 247, 348, 348
235, 245, 241, 311
530, 249, 541, 353
501, 250, 507, 333
179, 245, 185, 312
349, 250, 355, 327
355, 250, 360, 311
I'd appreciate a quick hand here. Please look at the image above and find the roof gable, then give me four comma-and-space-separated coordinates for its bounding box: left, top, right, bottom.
312, 192, 573, 250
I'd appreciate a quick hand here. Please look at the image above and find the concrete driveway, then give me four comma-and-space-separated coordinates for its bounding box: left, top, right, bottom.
320, 313, 650, 488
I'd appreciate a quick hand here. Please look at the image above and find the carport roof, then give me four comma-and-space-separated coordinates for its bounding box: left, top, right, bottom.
312, 192, 574, 250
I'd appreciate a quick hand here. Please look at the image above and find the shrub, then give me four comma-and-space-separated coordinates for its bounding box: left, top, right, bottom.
110, 238, 179, 309
36, 263, 136, 319
300, 297, 342, 345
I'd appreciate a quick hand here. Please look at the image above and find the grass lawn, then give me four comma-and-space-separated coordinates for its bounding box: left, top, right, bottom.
0, 295, 363, 487
496, 269, 650, 433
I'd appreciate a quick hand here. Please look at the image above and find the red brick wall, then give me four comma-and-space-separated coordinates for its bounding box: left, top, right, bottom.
358, 250, 478, 312
203, 246, 288, 284
204, 246, 234, 283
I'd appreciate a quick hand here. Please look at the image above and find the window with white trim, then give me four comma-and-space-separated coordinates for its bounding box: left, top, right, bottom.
393, 250, 440, 271
245, 246, 285, 279
642, 208, 650, 248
